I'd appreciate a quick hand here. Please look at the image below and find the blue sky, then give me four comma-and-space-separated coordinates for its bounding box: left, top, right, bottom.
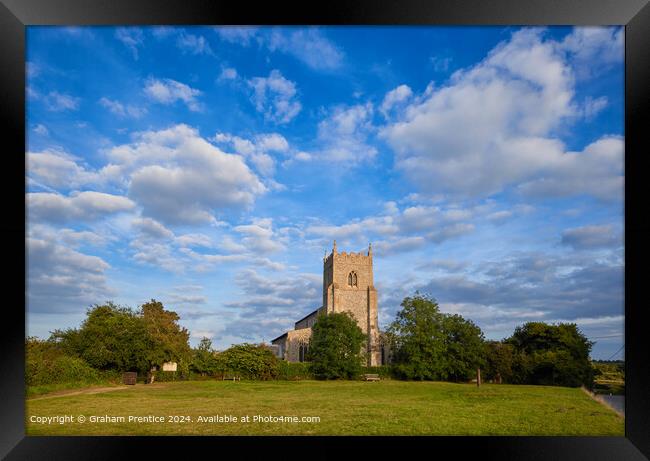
26, 26, 624, 359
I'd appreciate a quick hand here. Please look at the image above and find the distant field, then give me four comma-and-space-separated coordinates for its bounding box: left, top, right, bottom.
26, 380, 624, 436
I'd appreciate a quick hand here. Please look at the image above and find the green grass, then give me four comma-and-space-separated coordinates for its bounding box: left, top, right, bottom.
25, 380, 624, 435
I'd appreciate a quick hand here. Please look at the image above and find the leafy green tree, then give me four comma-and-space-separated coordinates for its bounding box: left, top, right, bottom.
141, 299, 192, 371
308, 312, 367, 380
51, 302, 150, 372
215, 343, 279, 380
388, 294, 447, 380
484, 341, 515, 383
506, 322, 594, 387
388, 293, 485, 381
190, 337, 219, 376
442, 313, 486, 381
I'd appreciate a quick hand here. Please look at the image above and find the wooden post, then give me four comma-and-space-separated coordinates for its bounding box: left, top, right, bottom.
476, 368, 481, 387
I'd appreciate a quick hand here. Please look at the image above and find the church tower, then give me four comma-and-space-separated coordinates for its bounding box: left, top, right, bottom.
322, 241, 381, 366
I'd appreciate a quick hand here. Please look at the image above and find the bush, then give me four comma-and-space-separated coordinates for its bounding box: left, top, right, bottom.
277, 361, 313, 380
215, 343, 279, 380
26, 338, 103, 386
151, 370, 182, 382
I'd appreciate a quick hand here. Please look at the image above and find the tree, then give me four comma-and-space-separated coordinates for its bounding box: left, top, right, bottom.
190, 337, 219, 376
484, 341, 515, 383
141, 299, 192, 372
505, 322, 595, 387
50, 300, 192, 375
442, 313, 486, 381
308, 312, 367, 380
51, 302, 150, 373
388, 293, 485, 381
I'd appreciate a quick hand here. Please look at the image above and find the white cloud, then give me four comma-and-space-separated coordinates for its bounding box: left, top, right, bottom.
517, 136, 623, 201
176, 33, 214, 55
381, 27, 623, 201
99, 97, 147, 118
212, 131, 292, 177
106, 124, 265, 225
27, 237, 113, 313
132, 217, 174, 240
44, 91, 80, 111
582, 96, 608, 119
267, 28, 343, 71
143, 78, 202, 112
380, 84, 413, 117
559, 27, 623, 79
27, 149, 99, 189
316, 102, 376, 163
32, 124, 49, 136
27, 191, 136, 223
248, 70, 301, 124
219, 67, 238, 81
214, 26, 259, 46
115, 27, 144, 59
234, 218, 285, 254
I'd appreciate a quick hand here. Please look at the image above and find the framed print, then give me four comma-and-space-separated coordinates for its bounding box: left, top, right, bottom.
1, 0, 649, 458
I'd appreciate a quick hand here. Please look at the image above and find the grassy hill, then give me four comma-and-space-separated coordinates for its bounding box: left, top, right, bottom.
26, 380, 623, 436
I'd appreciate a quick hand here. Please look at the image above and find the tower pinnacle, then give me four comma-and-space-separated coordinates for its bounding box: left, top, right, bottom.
333, 240, 337, 253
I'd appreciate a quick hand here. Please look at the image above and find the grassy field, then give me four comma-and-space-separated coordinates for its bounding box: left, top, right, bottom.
26, 380, 624, 436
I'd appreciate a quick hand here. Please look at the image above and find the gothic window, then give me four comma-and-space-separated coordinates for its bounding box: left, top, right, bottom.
298, 344, 309, 362
348, 271, 358, 287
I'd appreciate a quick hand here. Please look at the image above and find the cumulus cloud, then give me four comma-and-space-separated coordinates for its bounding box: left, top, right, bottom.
27, 191, 136, 223
212, 131, 292, 176
132, 217, 175, 240
234, 218, 285, 254
27, 237, 113, 313
561, 224, 621, 250
380, 27, 623, 201
27, 149, 99, 189
248, 70, 301, 124
143, 78, 202, 112
380, 84, 413, 117
115, 27, 145, 59
316, 103, 377, 163
559, 26, 623, 79
109, 125, 266, 225
99, 97, 147, 118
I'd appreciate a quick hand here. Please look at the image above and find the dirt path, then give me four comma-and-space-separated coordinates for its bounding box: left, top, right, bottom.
28, 384, 163, 401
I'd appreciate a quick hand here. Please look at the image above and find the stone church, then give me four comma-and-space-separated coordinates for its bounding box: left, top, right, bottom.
271, 241, 386, 366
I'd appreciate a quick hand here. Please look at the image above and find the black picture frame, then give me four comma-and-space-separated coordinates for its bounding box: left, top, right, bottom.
1, 0, 648, 459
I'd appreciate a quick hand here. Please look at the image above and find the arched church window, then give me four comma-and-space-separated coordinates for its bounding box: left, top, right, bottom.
348, 271, 358, 287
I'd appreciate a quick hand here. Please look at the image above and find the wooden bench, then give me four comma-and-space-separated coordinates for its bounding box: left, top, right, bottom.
363, 374, 380, 381
222, 375, 241, 381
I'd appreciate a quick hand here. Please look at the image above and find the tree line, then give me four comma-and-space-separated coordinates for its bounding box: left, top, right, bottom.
27, 293, 597, 389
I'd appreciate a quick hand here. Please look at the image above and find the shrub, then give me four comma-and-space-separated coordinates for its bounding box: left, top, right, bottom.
277, 361, 313, 380
215, 343, 279, 380
26, 338, 103, 386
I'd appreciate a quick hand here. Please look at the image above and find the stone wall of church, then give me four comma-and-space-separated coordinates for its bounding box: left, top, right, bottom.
285, 328, 313, 362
